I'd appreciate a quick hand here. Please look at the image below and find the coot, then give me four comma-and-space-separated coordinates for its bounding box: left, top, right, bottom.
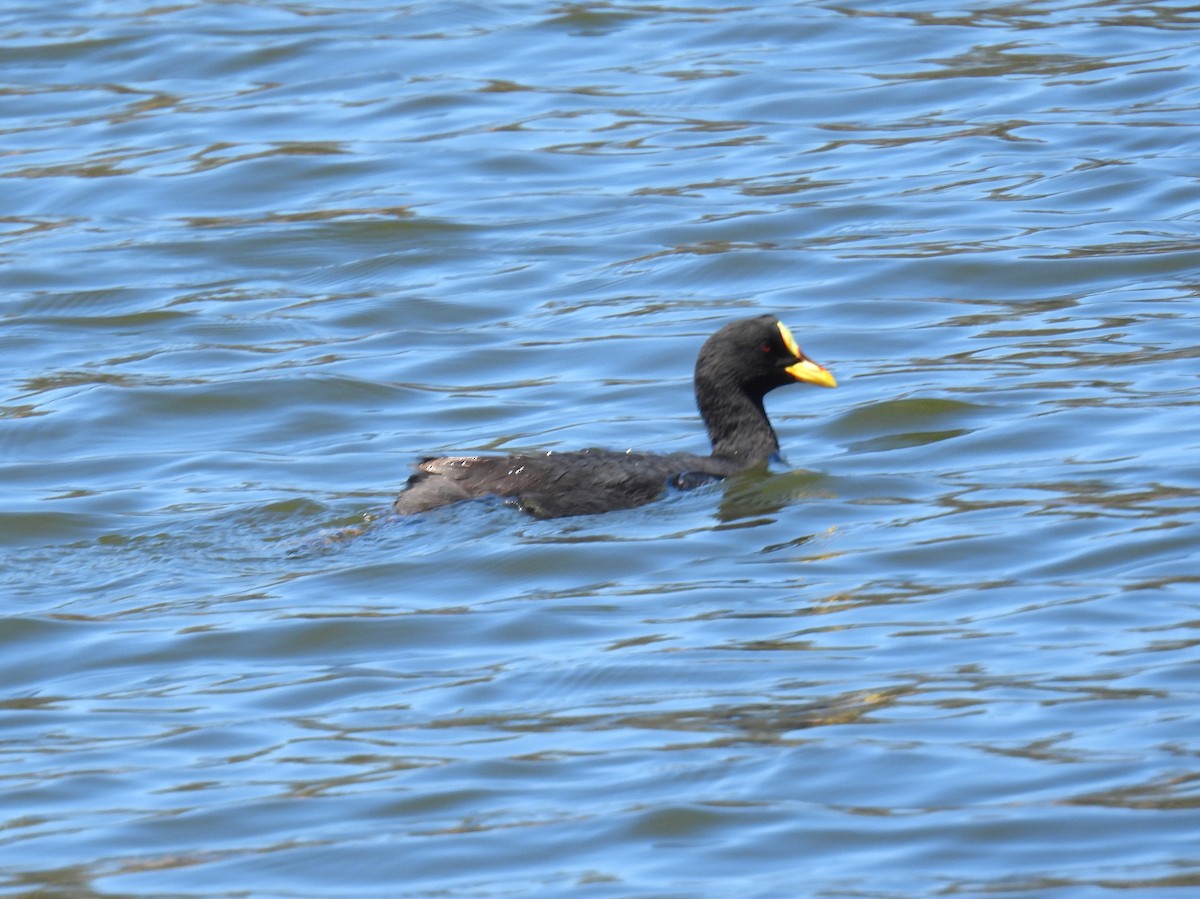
394, 314, 836, 518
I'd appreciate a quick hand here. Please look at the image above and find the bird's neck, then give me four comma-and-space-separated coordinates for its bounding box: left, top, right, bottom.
697, 378, 780, 466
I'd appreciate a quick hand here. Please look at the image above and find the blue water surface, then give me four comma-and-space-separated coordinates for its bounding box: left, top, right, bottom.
2, 2, 1200, 897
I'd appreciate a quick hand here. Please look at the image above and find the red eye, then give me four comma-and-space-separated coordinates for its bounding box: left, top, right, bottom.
761, 342, 773, 353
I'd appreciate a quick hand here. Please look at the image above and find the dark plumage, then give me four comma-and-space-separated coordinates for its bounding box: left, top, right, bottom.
394, 314, 837, 518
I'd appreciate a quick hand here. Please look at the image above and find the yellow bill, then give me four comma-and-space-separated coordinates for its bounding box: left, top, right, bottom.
778, 321, 837, 388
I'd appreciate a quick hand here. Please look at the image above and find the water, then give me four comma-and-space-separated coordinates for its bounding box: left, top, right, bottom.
3, 1, 1200, 896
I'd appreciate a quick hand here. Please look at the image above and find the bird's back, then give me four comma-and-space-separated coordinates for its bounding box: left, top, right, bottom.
393, 449, 735, 518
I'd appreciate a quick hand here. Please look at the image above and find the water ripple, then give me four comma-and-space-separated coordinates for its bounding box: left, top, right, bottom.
3, 1, 1200, 896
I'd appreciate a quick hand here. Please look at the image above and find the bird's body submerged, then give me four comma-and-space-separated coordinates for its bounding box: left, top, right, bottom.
394, 449, 735, 518
393, 315, 836, 519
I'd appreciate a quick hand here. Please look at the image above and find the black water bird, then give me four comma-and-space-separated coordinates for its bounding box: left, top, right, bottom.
393, 314, 837, 518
